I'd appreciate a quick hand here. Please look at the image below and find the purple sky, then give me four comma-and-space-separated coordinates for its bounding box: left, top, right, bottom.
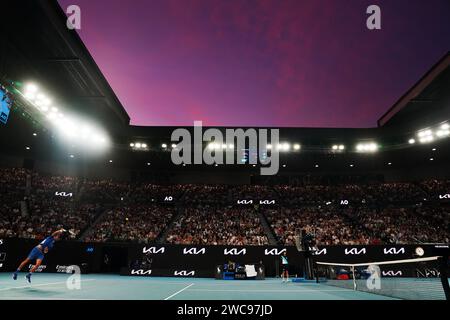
59, 0, 450, 127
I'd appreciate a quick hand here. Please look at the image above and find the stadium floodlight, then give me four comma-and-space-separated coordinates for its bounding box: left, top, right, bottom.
25, 146, 30, 150
315, 164, 319, 168
109, 160, 113, 163
293, 144, 301, 150
69, 154, 74, 158
171, 144, 177, 148
417, 129, 434, 143
282, 164, 287, 168
162, 143, 167, 148
147, 162, 151, 166
228, 144, 234, 149
130, 143, 135, 147
142, 143, 148, 148
435, 129, 450, 137
25, 83, 38, 93
332, 144, 345, 151
441, 123, 449, 130
388, 162, 392, 165
430, 158, 434, 161
221, 144, 227, 149
356, 142, 378, 153
408, 138, 416, 144
350, 164, 354, 167
135, 143, 142, 148
47, 112, 57, 120
33, 133, 37, 136
266, 144, 272, 150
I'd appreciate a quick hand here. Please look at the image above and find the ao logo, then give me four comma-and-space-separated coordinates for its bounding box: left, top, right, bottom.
131, 269, 152, 275
183, 248, 206, 255
164, 196, 173, 201
344, 248, 366, 255
174, 270, 195, 276
383, 247, 405, 255
340, 200, 349, 205
224, 248, 246, 255
264, 248, 286, 256
259, 200, 275, 205
142, 247, 165, 254
382, 270, 402, 277
237, 200, 253, 205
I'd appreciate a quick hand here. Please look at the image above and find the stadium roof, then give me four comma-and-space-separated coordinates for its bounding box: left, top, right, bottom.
0, 0, 130, 133
378, 52, 450, 129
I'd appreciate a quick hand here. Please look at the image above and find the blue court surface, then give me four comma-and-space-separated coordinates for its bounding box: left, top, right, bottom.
0, 274, 397, 300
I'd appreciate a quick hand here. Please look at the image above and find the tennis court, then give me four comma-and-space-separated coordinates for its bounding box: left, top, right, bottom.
0, 273, 398, 300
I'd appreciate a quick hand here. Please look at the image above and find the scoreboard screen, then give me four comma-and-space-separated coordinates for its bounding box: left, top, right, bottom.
0, 87, 12, 124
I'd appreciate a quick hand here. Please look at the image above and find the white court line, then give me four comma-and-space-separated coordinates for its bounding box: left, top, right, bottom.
164, 283, 194, 300
0, 297, 99, 300
189, 289, 353, 293
0, 279, 96, 291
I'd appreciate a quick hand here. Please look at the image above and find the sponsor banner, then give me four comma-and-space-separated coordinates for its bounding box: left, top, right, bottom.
183, 247, 206, 255
224, 248, 247, 256
236, 200, 276, 205
0, 238, 446, 278
54, 191, 73, 197
28, 264, 47, 272
143, 246, 165, 254
121, 268, 210, 278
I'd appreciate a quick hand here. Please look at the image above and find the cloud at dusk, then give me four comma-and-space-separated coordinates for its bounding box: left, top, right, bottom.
59, 0, 450, 127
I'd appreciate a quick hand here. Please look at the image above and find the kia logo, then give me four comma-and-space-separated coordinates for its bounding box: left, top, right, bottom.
383, 247, 405, 255
312, 248, 327, 255
143, 247, 165, 254
174, 270, 195, 276
344, 248, 366, 255
237, 200, 253, 205
224, 248, 247, 255
439, 194, 450, 199
131, 269, 152, 275
259, 200, 275, 205
264, 248, 286, 255
183, 248, 206, 255
55, 191, 73, 197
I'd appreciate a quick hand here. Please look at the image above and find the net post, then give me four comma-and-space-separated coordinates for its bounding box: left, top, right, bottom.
438, 255, 450, 300
351, 266, 356, 290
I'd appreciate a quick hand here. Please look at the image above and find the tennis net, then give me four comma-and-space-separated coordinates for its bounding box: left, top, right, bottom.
315, 256, 450, 300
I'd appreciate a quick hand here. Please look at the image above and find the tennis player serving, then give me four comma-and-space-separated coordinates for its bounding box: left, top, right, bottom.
12, 228, 73, 283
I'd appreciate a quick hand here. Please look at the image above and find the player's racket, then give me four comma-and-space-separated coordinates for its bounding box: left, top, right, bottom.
62, 228, 76, 236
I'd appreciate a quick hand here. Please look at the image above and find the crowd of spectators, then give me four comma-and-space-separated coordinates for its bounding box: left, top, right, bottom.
265, 206, 375, 246
167, 206, 268, 245
85, 205, 175, 243
0, 167, 448, 245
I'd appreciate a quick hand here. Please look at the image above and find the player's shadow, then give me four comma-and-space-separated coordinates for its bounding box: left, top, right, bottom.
11, 287, 61, 297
